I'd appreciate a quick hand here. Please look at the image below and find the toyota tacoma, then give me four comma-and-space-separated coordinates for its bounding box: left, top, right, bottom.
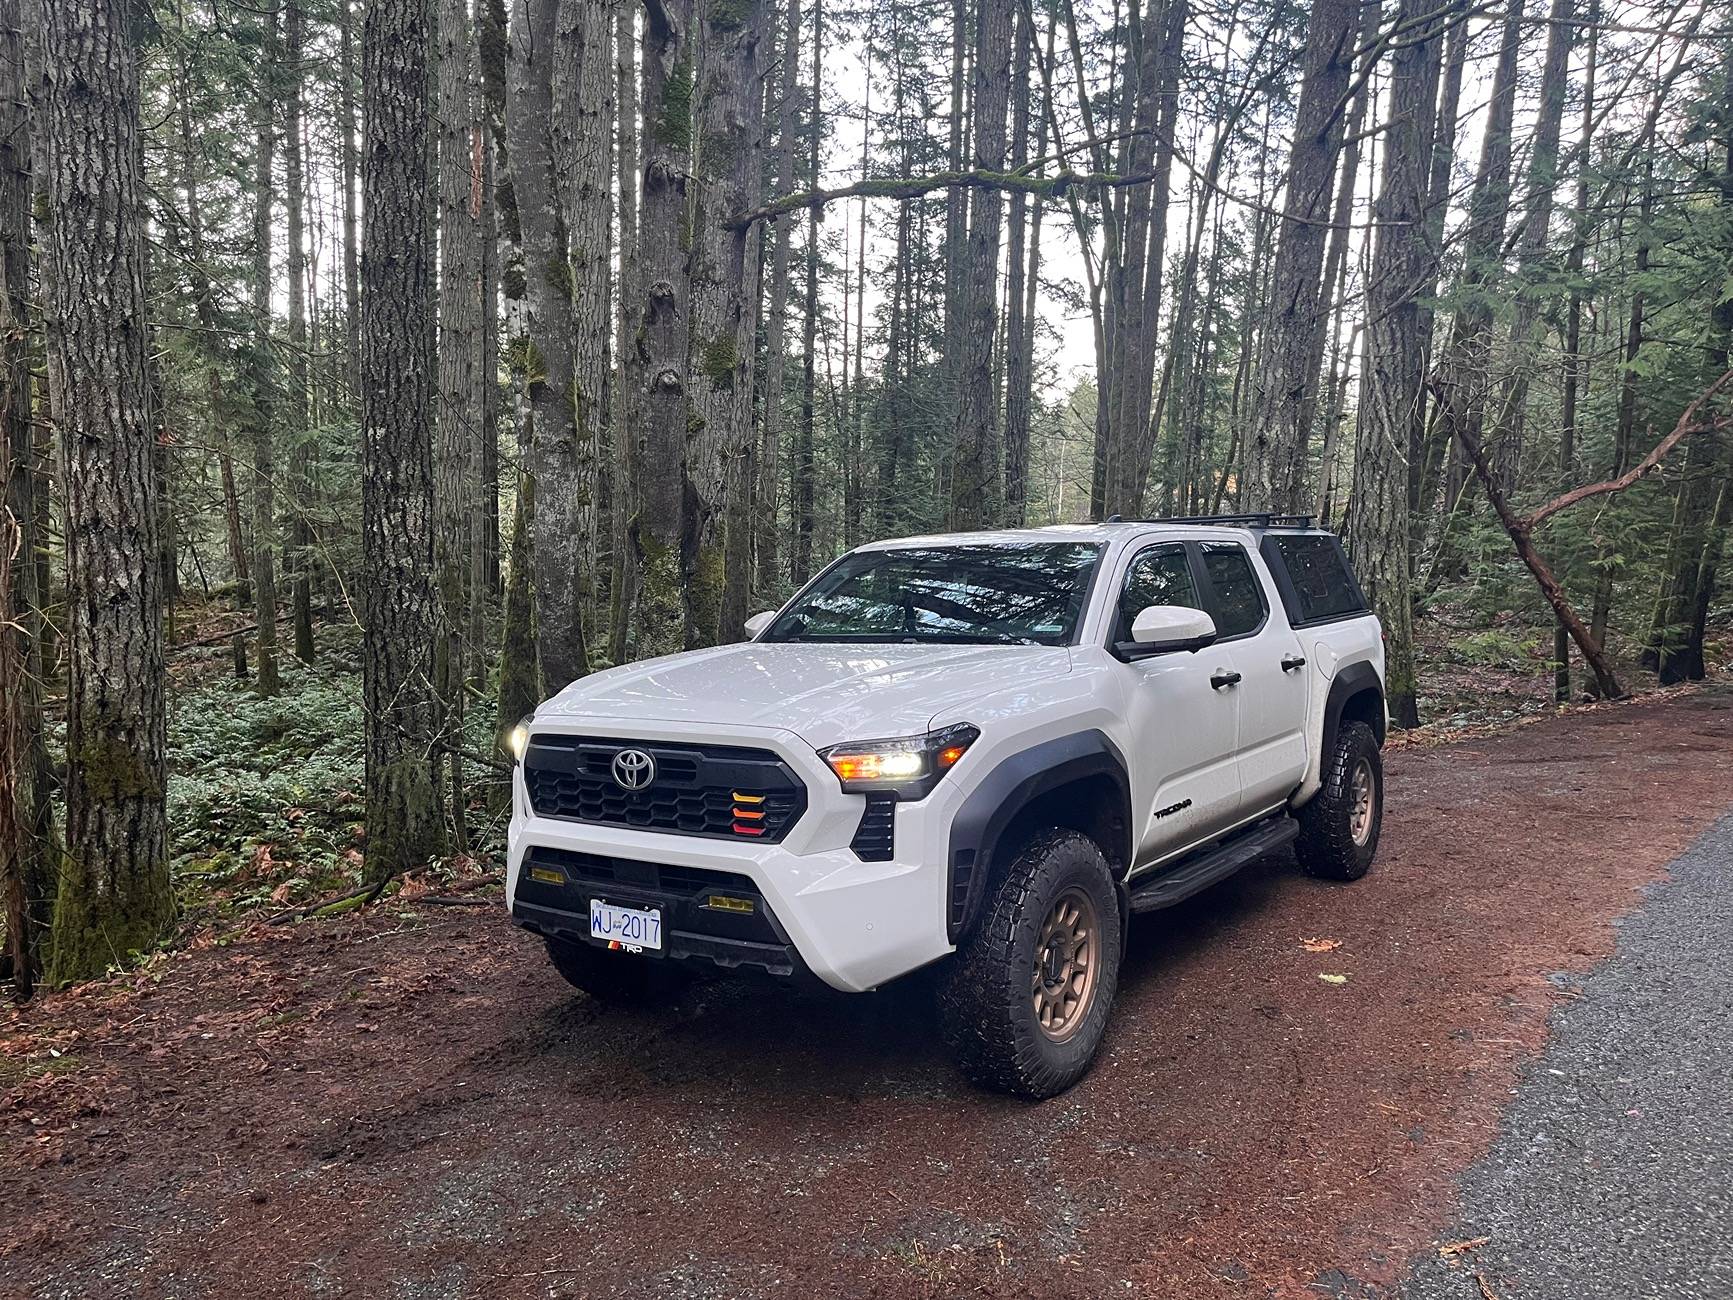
505, 515, 1387, 1099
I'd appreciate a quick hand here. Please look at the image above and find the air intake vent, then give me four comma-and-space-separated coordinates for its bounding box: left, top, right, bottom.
850, 795, 896, 862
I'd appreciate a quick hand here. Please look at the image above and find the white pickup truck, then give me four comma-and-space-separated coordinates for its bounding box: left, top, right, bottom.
506, 515, 1387, 1098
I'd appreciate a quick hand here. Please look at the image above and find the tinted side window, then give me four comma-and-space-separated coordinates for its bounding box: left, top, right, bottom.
1116, 543, 1198, 640
1199, 542, 1265, 638
1270, 534, 1366, 623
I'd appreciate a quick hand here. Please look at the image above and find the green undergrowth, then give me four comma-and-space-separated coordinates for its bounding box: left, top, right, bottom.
169, 648, 368, 915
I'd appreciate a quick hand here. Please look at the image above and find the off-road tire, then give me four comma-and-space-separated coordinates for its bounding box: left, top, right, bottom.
1295, 720, 1382, 881
939, 828, 1123, 1101
544, 935, 688, 1005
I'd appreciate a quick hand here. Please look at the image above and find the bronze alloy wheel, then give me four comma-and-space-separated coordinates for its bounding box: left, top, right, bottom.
1348, 757, 1376, 847
1031, 886, 1100, 1042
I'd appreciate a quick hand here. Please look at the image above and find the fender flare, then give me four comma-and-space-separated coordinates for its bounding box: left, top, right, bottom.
945, 729, 1131, 943
1321, 660, 1386, 762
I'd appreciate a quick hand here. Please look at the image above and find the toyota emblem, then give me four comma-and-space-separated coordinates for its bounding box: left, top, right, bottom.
611, 748, 656, 791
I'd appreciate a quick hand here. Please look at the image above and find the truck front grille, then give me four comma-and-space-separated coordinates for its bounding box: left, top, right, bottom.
523, 735, 806, 841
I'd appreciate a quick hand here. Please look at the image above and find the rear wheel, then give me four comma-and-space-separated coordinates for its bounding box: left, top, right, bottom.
939, 829, 1123, 1100
1295, 720, 1382, 881
544, 935, 689, 1005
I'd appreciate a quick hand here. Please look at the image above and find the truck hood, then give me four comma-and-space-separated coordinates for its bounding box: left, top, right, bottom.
537, 642, 1073, 750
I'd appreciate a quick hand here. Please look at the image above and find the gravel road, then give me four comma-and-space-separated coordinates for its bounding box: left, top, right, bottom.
5, 688, 1733, 1300
1400, 812, 1733, 1300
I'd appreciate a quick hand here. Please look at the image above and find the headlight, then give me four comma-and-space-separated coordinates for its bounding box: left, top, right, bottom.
819, 723, 979, 799
505, 714, 534, 762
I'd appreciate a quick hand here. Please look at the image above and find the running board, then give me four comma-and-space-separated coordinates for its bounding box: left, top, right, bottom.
1126, 816, 1299, 913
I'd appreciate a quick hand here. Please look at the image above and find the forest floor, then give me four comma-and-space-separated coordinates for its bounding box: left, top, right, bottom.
4, 687, 1733, 1300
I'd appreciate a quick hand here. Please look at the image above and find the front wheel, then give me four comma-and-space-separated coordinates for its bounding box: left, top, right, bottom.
939, 829, 1123, 1101
1295, 720, 1383, 881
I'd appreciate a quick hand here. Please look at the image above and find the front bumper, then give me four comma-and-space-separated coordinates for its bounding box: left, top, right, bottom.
506, 719, 958, 992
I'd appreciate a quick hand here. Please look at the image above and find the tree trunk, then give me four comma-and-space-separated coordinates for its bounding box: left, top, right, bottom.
790, 0, 820, 583
1657, 23, 1733, 684
1433, 0, 1526, 537
609, 0, 638, 663
946, 0, 1013, 528
0, 0, 45, 998
1556, 0, 1597, 701
248, 4, 281, 697
1344, 0, 1447, 729
437, 0, 483, 846
43, 0, 173, 981
1486, 0, 1573, 493
338, 0, 363, 406
285, 0, 315, 664
1002, 0, 1040, 526
507, 0, 599, 690
1104, 0, 1185, 517
630, 0, 697, 654
1241, 0, 1357, 515
686, 0, 765, 645
755, 0, 800, 600
361, 0, 446, 880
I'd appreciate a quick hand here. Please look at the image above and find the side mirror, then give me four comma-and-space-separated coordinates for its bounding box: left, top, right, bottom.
743, 610, 776, 639
1123, 605, 1217, 658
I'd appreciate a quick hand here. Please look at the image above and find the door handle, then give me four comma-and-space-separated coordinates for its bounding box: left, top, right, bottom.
1281, 655, 1307, 672
1210, 669, 1242, 690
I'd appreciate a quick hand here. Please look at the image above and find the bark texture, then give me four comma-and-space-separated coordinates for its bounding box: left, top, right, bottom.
686, 0, 764, 645
437, 0, 483, 841
1242, 0, 1357, 514
946, 0, 1014, 528
0, 0, 44, 998
754, 0, 799, 602
506, 0, 596, 691
1345, 0, 1445, 729
43, 0, 173, 981
361, 0, 446, 879
631, 0, 696, 656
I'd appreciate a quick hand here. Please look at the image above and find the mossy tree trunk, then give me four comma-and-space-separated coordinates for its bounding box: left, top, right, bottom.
43, 0, 174, 981
1345, 0, 1448, 731
630, 0, 697, 658
608, 0, 639, 663
549, 0, 609, 677
686, 0, 765, 647
437, 0, 483, 847
360, 0, 447, 882
505, 0, 595, 692
753, 0, 799, 606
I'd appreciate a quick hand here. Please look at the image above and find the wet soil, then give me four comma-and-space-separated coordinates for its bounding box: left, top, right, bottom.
5, 688, 1733, 1300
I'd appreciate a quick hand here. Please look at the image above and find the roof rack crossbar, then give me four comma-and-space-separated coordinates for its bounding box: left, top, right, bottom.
1104, 512, 1316, 529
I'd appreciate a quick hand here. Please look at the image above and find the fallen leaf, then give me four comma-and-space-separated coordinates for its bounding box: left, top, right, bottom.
1301, 938, 1342, 953
1439, 1236, 1490, 1257
1318, 973, 1349, 985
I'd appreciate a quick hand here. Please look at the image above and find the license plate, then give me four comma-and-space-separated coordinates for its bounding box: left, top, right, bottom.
589, 899, 663, 952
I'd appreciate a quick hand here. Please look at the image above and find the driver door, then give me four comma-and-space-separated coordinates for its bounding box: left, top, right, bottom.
1111, 542, 1243, 871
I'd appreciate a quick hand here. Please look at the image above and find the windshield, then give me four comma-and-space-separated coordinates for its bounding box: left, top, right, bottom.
763, 542, 1103, 646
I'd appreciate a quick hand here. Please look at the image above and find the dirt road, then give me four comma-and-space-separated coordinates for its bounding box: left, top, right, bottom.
6, 689, 1733, 1300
